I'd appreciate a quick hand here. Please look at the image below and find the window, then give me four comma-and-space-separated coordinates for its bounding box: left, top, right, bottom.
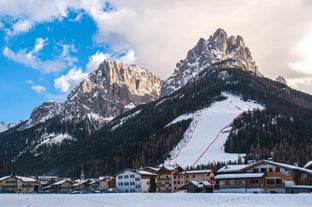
130, 182, 135, 185
193, 175, 195, 178
130, 189, 135, 192
225, 180, 230, 185
135, 178, 140, 181
269, 168, 273, 172
236, 180, 241, 185
124, 182, 129, 186
124, 175, 129, 179
276, 179, 282, 184
266, 179, 274, 184
186, 175, 189, 178
253, 169, 258, 173
130, 175, 135, 178
118, 175, 123, 179
135, 185, 141, 189
261, 168, 266, 173
275, 167, 280, 172
174, 175, 176, 179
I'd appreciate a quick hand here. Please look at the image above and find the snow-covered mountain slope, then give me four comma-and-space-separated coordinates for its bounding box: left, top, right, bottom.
21, 59, 162, 134
0, 121, 22, 133
164, 92, 264, 167
161, 28, 262, 96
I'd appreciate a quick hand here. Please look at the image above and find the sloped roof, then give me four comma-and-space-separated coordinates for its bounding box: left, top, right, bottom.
218, 164, 248, 173
215, 173, 264, 180
16, 176, 36, 182
241, 160, 312, 175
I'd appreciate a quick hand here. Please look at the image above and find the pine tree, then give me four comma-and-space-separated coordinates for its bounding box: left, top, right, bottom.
148, 176, 156, 193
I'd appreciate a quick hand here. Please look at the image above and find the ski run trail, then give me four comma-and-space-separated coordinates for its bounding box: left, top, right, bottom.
165, 92, 264, 167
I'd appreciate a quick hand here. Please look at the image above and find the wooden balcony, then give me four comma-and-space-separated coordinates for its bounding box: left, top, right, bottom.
266, 172, 294, 181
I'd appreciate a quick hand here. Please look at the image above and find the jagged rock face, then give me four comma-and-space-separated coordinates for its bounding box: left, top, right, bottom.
276, 76, 287, 85
161, 28, 262, 96
25, 60, 162, 133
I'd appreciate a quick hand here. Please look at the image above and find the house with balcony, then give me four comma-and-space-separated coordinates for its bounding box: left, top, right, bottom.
0, 175, 36, 193
156, 164, 184, 192
215, 160, 312, 193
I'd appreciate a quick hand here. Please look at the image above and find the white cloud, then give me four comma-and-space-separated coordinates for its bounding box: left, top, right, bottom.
119, 50, 136, 64
31, 85, 46, 94
33, 38, 47, 53
11, 19, 32, 34
2, 38, 79, 73
3, 46, 67, 73
54, 68, 88, 92
86, 51, 110, 73
1, 0, 312, 95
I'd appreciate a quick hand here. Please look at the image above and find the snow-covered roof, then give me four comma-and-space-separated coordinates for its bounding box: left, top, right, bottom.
218, 164, 248, 173
178, 169, 212, 175
73, 179, 89, 187
215, 173, 264, 180
17, 176, 36, 182
51, 179, 71, 186
0, 175, 11, 182
304, 161, 312, 169
245, 160, 312, 175
137, 170, 157, 176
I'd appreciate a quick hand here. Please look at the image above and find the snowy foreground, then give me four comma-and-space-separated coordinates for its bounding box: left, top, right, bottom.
1, 193, 311, 207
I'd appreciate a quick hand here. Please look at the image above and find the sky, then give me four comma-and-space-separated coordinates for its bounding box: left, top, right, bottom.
0, 0, 312, 123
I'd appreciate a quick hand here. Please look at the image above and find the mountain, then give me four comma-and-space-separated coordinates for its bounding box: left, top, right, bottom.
0, 60, 161, 174
0, 29, 311, 177
0, 121, 22, 133
23, 60, 161, 133
161, 28, 261, 96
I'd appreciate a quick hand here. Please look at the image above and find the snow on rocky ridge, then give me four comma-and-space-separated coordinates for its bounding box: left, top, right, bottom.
161, 28, 262, 97
164, 92, 264, 167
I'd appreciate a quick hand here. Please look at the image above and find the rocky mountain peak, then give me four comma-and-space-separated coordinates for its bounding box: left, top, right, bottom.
161, 28, 262, 96
24, 59, 162, 134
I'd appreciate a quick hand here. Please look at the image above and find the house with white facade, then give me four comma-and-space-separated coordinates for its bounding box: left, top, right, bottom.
115, 169, 157, 193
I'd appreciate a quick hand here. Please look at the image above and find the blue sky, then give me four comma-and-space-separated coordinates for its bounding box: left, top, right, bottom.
1, 0, 312, 123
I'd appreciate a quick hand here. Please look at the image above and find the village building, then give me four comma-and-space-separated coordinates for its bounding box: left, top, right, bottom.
215, 160, 312, 193
156, 165, 184, 192
44, 179, 73, 193
0, 175, 36, 193
73, 179, 90, 191
178, 180, 213, 193
98, 176, 113, 191
115, 169, 157, 193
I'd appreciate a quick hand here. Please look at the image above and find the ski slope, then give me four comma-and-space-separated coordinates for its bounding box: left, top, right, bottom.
164, 93, 264, 167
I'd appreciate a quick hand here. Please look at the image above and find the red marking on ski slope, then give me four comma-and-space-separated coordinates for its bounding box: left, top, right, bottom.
191, 107, 254, 167
167, 108, 209, 166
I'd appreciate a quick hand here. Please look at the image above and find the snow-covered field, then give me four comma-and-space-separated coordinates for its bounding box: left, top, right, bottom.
165, 93, 264, 167
1, 193, 311, 207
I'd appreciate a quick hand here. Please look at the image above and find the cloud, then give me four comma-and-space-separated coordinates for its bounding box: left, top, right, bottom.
2, 39, 78, 73
119, 50, 136, 64
11, 19, 32, 35
31, 85, 46, 94
1, 0, 312, 94
3, 46, 67, 73
86, 51, 110, 73
54, 68, 88, 92
33, 38, 47, 53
